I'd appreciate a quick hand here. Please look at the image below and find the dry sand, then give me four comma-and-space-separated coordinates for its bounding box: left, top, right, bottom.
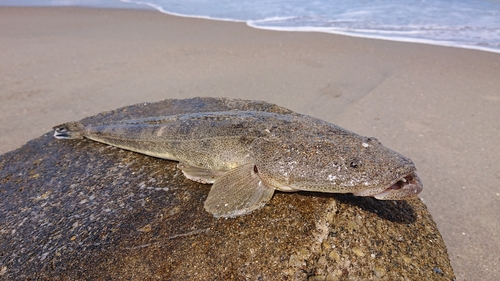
1, 7, 499, 280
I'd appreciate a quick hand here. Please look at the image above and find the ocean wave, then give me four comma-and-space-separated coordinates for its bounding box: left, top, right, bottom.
4, 0, 498, 53
119, 0, 500, 53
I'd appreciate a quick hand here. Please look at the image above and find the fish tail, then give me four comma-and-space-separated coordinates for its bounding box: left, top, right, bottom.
53, 122, 85, 139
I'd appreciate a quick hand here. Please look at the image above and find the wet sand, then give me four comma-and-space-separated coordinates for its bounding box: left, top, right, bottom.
1, 7, 499, 280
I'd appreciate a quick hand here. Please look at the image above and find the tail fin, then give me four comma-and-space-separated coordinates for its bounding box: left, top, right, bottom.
53, 122, 85, 139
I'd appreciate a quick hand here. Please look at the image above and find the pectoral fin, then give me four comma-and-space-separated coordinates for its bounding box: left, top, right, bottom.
204, 164, 275, 218
177, 162, 228, 184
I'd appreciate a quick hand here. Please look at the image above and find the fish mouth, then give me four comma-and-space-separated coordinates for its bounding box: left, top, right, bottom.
373, 172, 423, 200
353, 171, 423, 200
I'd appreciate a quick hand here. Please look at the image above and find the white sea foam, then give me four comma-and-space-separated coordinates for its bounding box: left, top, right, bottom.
120, 0, 500, 53
3, 0, 500, 53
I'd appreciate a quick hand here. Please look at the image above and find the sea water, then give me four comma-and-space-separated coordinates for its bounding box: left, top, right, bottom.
3, 0, 500, 53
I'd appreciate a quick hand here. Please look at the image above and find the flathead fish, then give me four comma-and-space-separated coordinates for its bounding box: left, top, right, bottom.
53, 98, 422, 218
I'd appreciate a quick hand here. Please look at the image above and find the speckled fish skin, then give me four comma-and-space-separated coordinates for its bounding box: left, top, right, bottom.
53, 98, 423, 218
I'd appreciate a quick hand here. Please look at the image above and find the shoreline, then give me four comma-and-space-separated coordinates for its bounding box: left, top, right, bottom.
1, 6, 499, 280
4, 2, 500, 54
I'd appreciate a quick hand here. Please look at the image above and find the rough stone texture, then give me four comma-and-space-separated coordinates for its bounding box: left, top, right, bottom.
0, 98, 455, 280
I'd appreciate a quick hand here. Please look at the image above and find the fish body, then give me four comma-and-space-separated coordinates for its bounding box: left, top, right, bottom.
54, 98, 422, 218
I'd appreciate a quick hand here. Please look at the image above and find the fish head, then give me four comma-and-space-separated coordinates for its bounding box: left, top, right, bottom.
251, 135, 423, 200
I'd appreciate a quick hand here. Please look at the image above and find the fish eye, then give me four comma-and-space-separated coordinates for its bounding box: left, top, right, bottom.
349, 159, 363, 168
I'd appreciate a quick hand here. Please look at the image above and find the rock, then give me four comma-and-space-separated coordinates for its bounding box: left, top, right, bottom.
0, 98, 455, 280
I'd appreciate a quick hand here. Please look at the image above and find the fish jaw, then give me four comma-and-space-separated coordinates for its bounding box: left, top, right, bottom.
352, 171, 423, 200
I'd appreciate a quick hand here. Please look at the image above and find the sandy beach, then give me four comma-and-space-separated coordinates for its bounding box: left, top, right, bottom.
1, 7, 499, 280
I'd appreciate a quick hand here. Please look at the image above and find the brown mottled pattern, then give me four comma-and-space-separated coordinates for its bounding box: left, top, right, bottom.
0, 97, 453, 280
54, 97, 422, 217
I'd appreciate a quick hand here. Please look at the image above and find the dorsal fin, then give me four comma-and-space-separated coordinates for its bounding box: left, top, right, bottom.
76, 97, 298, 127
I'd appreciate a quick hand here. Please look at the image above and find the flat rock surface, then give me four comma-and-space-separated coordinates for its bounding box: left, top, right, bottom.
0, 98, 454, 280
